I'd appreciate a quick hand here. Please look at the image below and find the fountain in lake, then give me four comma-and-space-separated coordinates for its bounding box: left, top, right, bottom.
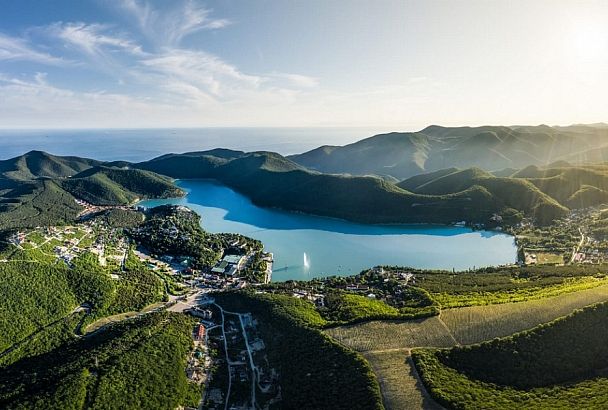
303, 252, 310, 269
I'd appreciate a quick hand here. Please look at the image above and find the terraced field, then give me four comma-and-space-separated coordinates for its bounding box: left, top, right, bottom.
442, 283, 608, 345
362, 350, 443, 410
326, 283, 608, 409
326, 316, 454, 352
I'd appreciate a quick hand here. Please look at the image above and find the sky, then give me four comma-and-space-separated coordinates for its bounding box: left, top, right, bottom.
0, 0, 607, 129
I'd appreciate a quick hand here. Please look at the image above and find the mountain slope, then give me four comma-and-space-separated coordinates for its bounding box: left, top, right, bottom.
398, 168, 568, 224
0, 152, 184, 229
510, 164, 608, 208
413, 302, 608, 409
60, 166, 183, 205
288, 132, 432, 178
138, 150, 567, 225
289, 124, 608, 180
0, 150, 100, 181
0, 179, 82, 229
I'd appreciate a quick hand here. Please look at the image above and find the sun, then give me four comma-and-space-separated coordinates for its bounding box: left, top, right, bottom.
567, 18, 608, 61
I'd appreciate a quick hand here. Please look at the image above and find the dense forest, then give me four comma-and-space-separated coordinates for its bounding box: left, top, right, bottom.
99, 208, 144, 228
0, 249, 164, 355
0, 312, 199, 410
0, 151, 183, 230
0, 179, 82, 230
0, 260, 78, 352
60, 166, 183, 206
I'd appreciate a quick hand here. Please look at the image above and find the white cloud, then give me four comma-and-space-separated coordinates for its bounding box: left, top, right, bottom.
119, 0, 230, 47
120, 0, 152, 30
141, 49, 263, 98
0, 71, 387, 127
0, 33, 66, 65
46, 22, 144, 57
271, 73, 319, 88
0, 72, 181, 127
0, 1, 325, 127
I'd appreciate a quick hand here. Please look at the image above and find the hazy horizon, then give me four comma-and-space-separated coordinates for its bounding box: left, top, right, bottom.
1, 121, 607, 131
1, 0, 607, 130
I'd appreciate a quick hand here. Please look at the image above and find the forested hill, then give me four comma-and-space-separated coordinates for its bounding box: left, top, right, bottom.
136, 150, 567, 225
288, 123, 608, 180
6, 132, 608, 230
399, 163, 608, 212
412, 302, 608, 408
0, 152, 183, 230
59, 166, 183, 206
0, 150, 100, 181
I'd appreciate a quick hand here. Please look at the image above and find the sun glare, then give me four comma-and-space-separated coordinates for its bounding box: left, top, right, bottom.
567, 18, 608, 60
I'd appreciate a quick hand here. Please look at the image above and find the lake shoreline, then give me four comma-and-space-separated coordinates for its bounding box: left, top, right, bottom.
162, 177, 513, 235
138, 180, 518, 281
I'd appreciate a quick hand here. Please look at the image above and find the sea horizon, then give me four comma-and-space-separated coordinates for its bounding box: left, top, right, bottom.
0, 126, 399, 162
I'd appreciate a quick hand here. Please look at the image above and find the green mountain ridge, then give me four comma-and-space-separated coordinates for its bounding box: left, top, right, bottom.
289, 124, 608, 180
0, 150, 101, 181
0, 152, 184, 229
137, 149, 567, 225
138, 146, 608, 226
3, 122, 608, 230
398, 163, 608, 219
60, 166, 184, 206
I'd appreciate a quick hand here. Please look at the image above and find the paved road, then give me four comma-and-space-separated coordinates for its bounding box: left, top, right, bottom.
167, 290, 209, 313
214, 304, 233, 410
213, 303, 260, 410
570, 229, 586, 264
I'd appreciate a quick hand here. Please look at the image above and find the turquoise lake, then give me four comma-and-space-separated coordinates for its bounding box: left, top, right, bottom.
139, 180, 518, 281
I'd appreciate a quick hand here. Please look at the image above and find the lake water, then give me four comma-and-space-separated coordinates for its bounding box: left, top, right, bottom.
139, 180, 518, 282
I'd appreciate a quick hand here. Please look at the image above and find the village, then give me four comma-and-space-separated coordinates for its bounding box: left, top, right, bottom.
256, 265, 421, 313
509, 205, 608, 266
7, 204, 280, 410
172, 295, 281, 410
10, 200, 608, 410
9, 201, 274, 292
8, 221, 129, 269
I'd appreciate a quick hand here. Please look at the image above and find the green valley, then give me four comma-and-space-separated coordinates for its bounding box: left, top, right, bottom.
2, 0, 607, 407
3, 127, 608, 410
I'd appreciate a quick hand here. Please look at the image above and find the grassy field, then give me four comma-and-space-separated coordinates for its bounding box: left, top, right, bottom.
441, 282, 608, 344
328, 282, 608, 351
430, 275, 608, 308
326, 283, 608, 409
363, 350, 443, 410
326, 317, 455, 352
535, 252, 564, 264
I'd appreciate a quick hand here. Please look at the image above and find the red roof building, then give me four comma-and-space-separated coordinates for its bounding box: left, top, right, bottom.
195, 324, 206, 340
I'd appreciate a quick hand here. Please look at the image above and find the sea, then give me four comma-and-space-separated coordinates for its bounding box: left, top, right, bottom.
0, 127, 396, 161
